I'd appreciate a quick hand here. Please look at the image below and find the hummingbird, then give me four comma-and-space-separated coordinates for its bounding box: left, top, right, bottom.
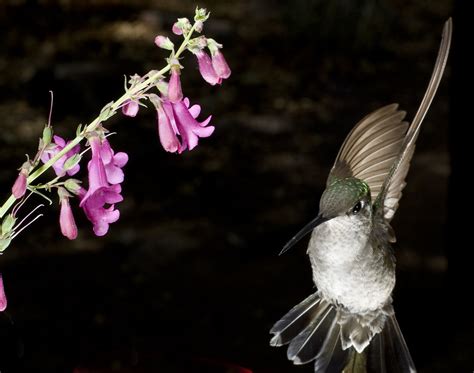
270, 19, 452, 373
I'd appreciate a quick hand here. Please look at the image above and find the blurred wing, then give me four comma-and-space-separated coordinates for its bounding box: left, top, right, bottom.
328, 104, 409, 204
376, 18, 452, 221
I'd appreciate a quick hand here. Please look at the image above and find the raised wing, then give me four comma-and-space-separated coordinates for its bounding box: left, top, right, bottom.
328, 104, 409, 204
376, 18, 452, 221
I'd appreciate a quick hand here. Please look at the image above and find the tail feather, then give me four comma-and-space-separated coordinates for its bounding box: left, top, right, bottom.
271, 293, 417, 373
270, 292, 321, 346
314, 317, 351, 373
343, 315, 416, 373
287, 305, 335, 364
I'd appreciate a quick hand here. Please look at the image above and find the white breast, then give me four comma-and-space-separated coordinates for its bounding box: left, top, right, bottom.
307, 215, 395, 313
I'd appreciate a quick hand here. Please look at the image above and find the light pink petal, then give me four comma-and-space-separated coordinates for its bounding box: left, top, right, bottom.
105, 165, 124, 184
194, 125, 215, 138
100, 139, 114, 165
199, 115, 212, 127
122, 100, 139, 117
188, 104, 201, 118
183, 97, 190, 107
113, 152, 129, 168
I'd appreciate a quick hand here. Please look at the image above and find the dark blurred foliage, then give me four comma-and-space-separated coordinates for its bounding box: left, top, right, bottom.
0, 0, 470, 372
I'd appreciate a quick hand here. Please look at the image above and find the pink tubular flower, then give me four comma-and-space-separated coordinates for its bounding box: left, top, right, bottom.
0, 274, 6, 312
122, 100, 140, 117
168, 66, 183, 103
157, 103, 180, 153
194, 50, 221, 86
41, 135, 80, 177
59, 189, 78, 240
173, 99, 214, 152
12, 169, 27, 199
156, 98, 213, 153
79, 136, 127, 236
211, 50, 231, 79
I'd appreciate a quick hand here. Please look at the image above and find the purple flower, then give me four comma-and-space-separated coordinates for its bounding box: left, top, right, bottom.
194, 50, 221, 86
211, 50, 231, 79
122, 100, 140, 117
0, 274, 6, 312
168, 67, 183, 103
41, 135, 80, 177
79, 136, 126, 236
12, 170, 27, 199
156, 98, 213, 153
59, 189, 78, 240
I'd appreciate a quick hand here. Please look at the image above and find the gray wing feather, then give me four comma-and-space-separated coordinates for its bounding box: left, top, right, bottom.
376, 18, 452, 221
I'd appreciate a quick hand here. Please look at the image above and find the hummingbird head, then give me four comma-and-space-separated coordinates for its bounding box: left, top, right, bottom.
280, 177, 371, 255
319, 177, 372, 221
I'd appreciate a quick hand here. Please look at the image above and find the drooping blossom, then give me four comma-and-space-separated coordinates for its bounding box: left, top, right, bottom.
157, 104, 180, 153
58, 187, 78, 240
79, 136, 127, 236
154, 35, 174, 50
12, 169, 27, 199
168, 66, 183, 103
41, 135, 80, 177
156, 97, 213, 153
211, 50, 231, 79
0, 274, 6, 312
194, 50, 221, 86
122, 99, 140, 117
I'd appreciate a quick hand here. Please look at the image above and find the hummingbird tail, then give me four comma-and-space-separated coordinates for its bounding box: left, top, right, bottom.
270, 293, 416, 373
342, 313, 416, 373
270, 292, 351, 372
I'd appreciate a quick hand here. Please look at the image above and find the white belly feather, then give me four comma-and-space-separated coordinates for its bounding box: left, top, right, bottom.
307, 215, 395, 313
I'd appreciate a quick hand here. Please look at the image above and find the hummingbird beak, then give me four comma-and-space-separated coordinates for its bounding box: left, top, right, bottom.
279, 214, 329, 255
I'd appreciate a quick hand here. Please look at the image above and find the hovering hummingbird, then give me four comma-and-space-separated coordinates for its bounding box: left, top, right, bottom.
270, 19, 452, 373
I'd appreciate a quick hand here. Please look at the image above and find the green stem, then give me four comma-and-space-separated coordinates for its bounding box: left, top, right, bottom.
0, 23, 197, 219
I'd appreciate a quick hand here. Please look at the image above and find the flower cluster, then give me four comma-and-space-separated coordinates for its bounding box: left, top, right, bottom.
0, 7, 230, 312
122, 12, 230, 153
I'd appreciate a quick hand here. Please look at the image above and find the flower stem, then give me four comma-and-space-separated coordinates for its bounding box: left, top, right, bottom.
0, 23, 197, 220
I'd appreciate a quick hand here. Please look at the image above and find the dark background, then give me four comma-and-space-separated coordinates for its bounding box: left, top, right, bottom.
0, 0, 471, 372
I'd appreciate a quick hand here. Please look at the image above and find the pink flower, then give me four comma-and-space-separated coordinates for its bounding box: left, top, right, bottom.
59, 189, 78, 240
157, 103, 180, 153
0, 274, 6, 312
194, 50, 221, 86
122, 100, 139, 117
12, 169, 27, 199
79, 185, 122, 237
79, 136, 127, 236
168, 67, 183, 103
173, 99, 214, 152
156, 98, 213, 153
99, 139, 129, 184
41, 135, 80, 177
211, 50, 231, 79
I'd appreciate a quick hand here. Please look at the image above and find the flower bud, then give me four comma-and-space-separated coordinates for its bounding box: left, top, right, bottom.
154, 35, 174, 50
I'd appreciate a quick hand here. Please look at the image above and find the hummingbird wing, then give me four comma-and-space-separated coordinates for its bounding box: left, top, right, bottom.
375, 18, 452, 221
328, 104, 409, 204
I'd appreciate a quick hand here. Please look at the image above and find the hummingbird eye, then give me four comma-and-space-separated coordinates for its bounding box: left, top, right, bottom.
352, 201, 364, 215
